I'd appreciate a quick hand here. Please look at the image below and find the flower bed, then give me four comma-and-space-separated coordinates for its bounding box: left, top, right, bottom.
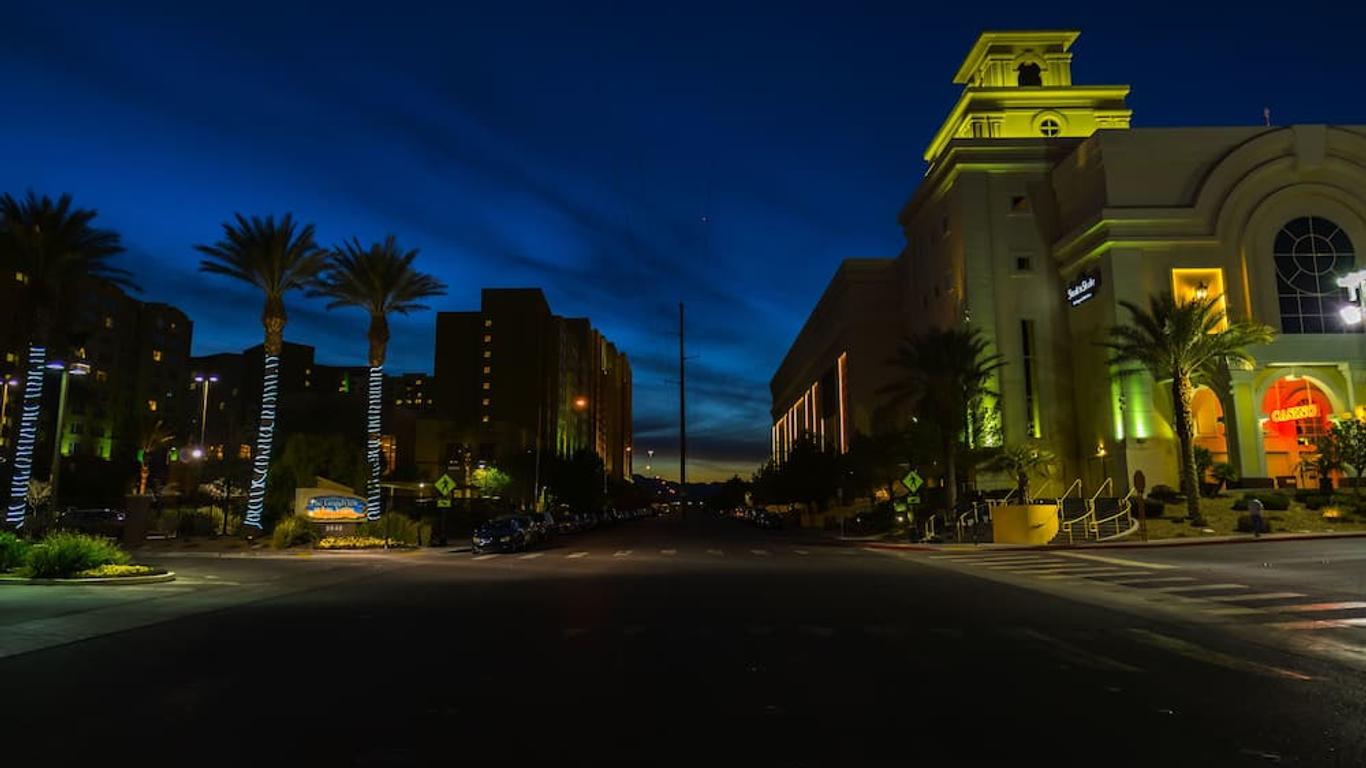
317, 535, 414, 550
74, 564, 160, 578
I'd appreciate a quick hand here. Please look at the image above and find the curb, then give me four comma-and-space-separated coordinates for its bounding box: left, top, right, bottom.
823, 530, 1366, 552
0, 571, 176, 586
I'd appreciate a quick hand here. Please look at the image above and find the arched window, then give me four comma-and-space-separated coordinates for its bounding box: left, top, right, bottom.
1274, 216, 1357, 333
1016, 62, 1042, 87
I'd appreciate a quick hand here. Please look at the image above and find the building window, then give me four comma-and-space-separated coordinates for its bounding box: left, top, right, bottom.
1038, 118, 1061, 137
483, 334, 492, 343
103, 316, 114, 329
1015, 254, 1032, 272
482, 398, 490, 406
482, 382, 490, 391
483, 350, 492, 359
14, 271, 28, 284
1274, 216, 1358, 334
147, 399, 158, 412
483, 319, 493, 328
95, 370, 107, 383
4, 352, 14, 363
1009, 195, 1031, 213
151, 349, 163, 362
1021, 320, 1041, 439
239, 444, 251, 459
481, 414, 490, 423
482, 365, 491, 374
1016, 62, 1042, 87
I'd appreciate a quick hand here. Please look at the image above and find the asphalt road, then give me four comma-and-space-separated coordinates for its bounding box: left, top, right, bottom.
3, 514, 1364, 766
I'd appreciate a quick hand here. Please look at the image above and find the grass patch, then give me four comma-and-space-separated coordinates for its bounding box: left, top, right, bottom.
74, 564, 159, 578
1141, 495, 1366, 539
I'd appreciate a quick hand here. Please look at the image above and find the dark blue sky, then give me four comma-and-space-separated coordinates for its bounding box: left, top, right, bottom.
5, 1, 1364, 480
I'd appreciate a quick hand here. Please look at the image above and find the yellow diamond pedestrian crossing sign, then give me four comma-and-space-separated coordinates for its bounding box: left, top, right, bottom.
901, 469, 923, 494
434, 473, 456, 497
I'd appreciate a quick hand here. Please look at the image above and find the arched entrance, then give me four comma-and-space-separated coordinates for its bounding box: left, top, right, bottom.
1191, 387, 1229, 465
1260, 376, 1334, 486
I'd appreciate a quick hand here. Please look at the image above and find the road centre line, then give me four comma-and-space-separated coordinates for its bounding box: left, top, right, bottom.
472, 554, 498, 561
1126, 629, 1313, 681
566, 552, 588, 559
519, 553, 543, 560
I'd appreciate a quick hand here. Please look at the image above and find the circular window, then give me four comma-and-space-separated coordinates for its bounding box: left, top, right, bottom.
1038, 118, 1061, 137
1273, 216, 1357, 333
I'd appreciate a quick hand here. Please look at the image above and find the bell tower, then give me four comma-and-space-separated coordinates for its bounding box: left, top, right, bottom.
924, 30, 1132, 164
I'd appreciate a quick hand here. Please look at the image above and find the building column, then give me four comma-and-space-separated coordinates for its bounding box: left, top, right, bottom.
1230, 368, 1266, 479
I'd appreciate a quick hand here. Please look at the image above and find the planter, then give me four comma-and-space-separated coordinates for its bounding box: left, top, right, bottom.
991, 504, 1060, 545
0, 570, 175, 586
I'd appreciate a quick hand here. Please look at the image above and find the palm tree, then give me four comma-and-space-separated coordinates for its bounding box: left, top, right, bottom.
1106, 293, 1274, 523
882, 326, 1005, 512
0, 192, 132, 527
310, 236, 446, 520
197, 213, 329, 528
986, 442, 1058, 501
135, 418, 175, 496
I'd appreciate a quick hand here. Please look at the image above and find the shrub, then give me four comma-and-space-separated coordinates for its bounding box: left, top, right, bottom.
26, 532, 130, 578
0, 531, 30, 572
357, 513, 430, 546
317, 535, 390, 550
1232, 492, 1290, 511
271, 516, 316, 549
1302, 494, 1332, 511
75, 564, 158, 578
1149, 485, 1181, 503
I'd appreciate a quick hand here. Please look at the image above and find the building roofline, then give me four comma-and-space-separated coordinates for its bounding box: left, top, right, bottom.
952, 30, 1080, 84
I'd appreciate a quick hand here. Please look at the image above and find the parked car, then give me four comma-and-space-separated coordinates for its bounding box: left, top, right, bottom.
57, 508, 126, 539
517, 514, 548, 545
754, 510, 784, 530
536, 512, 558, 540
472, 516, 529, 553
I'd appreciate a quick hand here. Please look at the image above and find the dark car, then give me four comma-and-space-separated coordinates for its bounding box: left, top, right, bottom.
57, 508, 126, 539
556, 513, 582, 535
472, 516, 528, 553
754, 510, 784, 530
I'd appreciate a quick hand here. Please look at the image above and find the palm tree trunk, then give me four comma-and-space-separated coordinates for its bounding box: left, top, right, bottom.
139, 462, 149, 496
944, 436, 958, 512
365, 364, 383, 521
5, 342, 46, 526
244, 352, 279, 529
1173, 375, 1201, 522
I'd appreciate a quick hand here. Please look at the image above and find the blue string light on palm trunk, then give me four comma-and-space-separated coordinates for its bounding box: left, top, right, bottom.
245, 354, 279, 528
6, 344, 46, 527
366, 365, 383, 520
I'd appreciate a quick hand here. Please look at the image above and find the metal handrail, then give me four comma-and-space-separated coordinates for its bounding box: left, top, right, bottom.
1059, 478, 1083, 500
1093, 490, 1137, 540
1089, 477, 1114, 505
1029, 480, 1055, 503
923, 514, 939, 541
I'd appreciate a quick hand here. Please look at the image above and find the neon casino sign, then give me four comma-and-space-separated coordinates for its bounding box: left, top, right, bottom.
304, 494, 366, 520
1270, 403, 1319, 423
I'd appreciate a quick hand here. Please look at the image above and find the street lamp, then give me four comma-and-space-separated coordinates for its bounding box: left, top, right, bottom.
193, 374, 219, 451
45, 360, 90, 507
1337, 269, 1366, 325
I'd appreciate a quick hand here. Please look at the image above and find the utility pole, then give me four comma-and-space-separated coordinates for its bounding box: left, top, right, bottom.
679, 302, 687, 505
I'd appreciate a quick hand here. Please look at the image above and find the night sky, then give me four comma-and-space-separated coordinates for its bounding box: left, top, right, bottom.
5, 1, 1364, 481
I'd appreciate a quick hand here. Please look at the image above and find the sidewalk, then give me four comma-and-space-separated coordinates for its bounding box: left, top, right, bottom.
821, 529, 1366, 552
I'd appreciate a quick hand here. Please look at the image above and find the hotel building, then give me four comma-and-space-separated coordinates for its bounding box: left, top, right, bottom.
772, 30, 1366, 492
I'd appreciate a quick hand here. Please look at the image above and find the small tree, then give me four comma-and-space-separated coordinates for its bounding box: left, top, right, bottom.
1330, 419, 1366, 498
471, 466, 512, 498
1210, 462, 1238, 494
984, 442, 1057, 501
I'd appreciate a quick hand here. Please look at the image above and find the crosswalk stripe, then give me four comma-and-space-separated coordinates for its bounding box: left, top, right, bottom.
794, 549, 810, 555
1034, 568, 1145, 580
1206, 592, 1305, 602
1152, 583, 1247, 594
963, 556, 1057, 565
1054, 552, 1175, 570
1276, 601, 1366, 613
706, 549, 724, 556
613, 550, 632, 558
660, 549, 677, 556
992, 563, 1101, 573
1109, 576, 1195, 585
566, 551, 588, 559
519, 552, 542, 560
750, 549, 769, 556
472, 554, 498, 561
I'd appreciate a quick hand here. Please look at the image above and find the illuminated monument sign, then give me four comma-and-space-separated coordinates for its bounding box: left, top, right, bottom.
1066, 270, 1101, 306
304, 495, 366, 520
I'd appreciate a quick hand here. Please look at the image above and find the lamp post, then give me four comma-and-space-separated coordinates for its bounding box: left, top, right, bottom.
46, 360, 90, 508
193, 374, 219, 451
1337, 269, 1366, 326
1, 376, 18, 452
